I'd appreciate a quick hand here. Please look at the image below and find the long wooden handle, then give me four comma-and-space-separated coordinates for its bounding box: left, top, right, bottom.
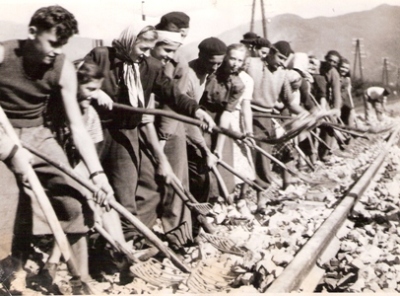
169, 178, 215, 234
112, 103, 244, 140
0, 106, 81, 279
108, 200, 190, 272
293, 144, 315, 171
23, 143, 190, 273
211, 166, 233, 205
251, 144, 319, 184
253, 144, 289, 172
217, 159, 264, 192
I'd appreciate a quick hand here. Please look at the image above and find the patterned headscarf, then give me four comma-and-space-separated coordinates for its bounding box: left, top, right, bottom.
112, 25, 156, 108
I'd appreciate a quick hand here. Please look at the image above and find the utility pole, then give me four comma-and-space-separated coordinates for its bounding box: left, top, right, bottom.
352, 38, 364, 82
382, 58, 389, 86
141, 1, 146, 21
249, 0, 268, 39
92, 39, 103, 48
397, 67, 400, 92
250, 0, 256, 32
260, 0, 267, 39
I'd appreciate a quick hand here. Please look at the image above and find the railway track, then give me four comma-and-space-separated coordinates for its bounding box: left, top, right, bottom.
87, 119, 400, 294
6, 117, 400, 294
267, 126, 400, 293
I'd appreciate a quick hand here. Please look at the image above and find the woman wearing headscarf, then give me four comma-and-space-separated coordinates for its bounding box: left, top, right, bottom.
83, 25, 214, 246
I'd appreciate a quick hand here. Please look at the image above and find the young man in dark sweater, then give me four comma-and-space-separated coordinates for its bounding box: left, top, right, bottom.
0, 6, 113, 293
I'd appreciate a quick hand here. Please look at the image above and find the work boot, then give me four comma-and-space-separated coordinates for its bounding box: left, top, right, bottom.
70, 277, 101, 295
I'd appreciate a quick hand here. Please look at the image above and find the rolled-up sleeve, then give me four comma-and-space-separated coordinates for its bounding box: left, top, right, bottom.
0, 126, 15, 161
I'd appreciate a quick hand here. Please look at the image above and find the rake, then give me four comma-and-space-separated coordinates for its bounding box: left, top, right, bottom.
320, 122, 369, 139
129, 258, 188, 288
187, 259, 235, 294
170, 175, 215, 234
23, 143, 191, 273
199, 232, 245, 257
171, 175, 214, 216
251, 143, 324, 185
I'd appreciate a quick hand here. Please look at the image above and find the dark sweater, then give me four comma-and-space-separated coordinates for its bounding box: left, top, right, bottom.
0, 40, 65, 128
84, 47, 198, 129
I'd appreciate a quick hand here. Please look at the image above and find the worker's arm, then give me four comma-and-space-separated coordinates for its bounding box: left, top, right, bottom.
59, 59, 113, 206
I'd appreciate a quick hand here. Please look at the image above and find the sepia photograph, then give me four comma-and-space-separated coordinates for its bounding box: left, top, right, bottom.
0, 0, 400, 294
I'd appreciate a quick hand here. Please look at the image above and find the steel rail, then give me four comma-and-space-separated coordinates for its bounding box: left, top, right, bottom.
266, 127, 399, 293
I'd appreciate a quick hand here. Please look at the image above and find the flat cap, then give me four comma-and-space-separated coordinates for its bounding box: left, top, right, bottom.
272, 41, 294, 57
198, 37, 227, 56
240, 32, 258, 44
155, 11, 190, 30
254, 37, 271, 48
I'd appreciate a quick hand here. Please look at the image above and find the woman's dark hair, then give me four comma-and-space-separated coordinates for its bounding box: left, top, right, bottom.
76, 61, 104, 84
29, 5, 78, 45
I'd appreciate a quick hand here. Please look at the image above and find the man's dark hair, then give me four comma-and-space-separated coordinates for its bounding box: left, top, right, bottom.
383, 87, 391, 96
29, 6, 78, 44
325, 50, 341, 60
254, 37, 271, 50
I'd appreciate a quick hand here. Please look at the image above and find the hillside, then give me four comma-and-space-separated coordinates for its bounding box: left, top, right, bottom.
181, 4, 400, 83
0, 4, 399, 83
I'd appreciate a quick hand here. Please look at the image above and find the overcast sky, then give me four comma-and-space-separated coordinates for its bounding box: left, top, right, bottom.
1, 0, 400, 43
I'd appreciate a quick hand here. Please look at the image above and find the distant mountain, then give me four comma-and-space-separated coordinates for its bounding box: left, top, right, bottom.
1, 4, 399, 83
181, 4, 400, 83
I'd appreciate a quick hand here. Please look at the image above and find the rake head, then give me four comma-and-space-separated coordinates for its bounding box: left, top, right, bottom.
187, 259, 236, 293
129, 258, 187, 288
188, 202, 213, 216
199, 232, 245, 256
331, 149, 355, 158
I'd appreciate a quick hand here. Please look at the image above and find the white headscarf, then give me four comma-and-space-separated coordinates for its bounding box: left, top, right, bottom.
155, 30, 183, 47
287, 52, 314, 83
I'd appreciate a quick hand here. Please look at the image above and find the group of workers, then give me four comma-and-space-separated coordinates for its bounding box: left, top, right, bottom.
0, 5, 392, 294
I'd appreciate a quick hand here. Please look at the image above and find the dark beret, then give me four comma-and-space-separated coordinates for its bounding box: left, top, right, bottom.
155, 11, 190, 30
198, 37, 227, 56
254, 37, 271, 48
240, 31, 258, 44
272, 41, 294, 57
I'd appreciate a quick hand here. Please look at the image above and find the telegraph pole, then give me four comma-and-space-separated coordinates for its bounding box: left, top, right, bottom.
250, 0, 256, 32
249, 0, 268, 38
397, 67, 400, 92
382, 58, 389, 86
92, 39, 103, 48
352, 38, 364, 82
141, 1, 146, 21
260, 0, 267, 39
